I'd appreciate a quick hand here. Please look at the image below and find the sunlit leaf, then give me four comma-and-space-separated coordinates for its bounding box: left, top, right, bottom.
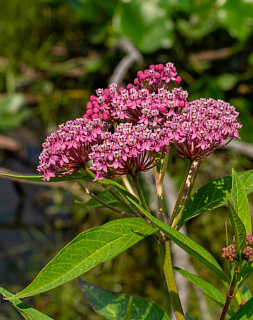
232, 170, 252, 234
178, 170, 253, 228
7, 218, 157, 300
0, 287, 53, 320
125, 199, 229, 284
227, 200, 246, 261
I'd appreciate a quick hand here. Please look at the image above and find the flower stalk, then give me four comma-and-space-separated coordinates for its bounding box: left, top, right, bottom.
219, 269, 238, 320
160, 240, 185, 320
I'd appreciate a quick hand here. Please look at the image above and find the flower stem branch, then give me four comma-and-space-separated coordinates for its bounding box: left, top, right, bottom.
121, 175, 136, 197
76, 180, 134, 217
154, 148, 170, 221
219, 269, 238, 320
168, 160, 193, 227
172, 159, 201, 229
84, 167, 140, 217
160, 240, 185, 320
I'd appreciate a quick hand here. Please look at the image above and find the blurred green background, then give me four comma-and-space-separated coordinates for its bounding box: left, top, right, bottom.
0, 0, 253, 319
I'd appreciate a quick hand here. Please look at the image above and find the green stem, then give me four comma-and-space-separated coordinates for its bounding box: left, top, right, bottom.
160, 240, 185, 320
219, 269, 238, 320
154, 148, 170, 221
121, 175, 136, 197
84, 167, 140, 217
168, 159, 193, 227
132, 173, 151, 214
76, 180, 134, 217
172, 159, 201, 229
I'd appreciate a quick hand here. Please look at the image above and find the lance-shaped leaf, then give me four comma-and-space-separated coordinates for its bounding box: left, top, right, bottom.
237, 262, 253, 289
79, 279, 170, 320
174, 267, 234, 316
7, 218, 157, 300
178, 170, 253, 228
232, 169, 252, 234
229, 297, 253, 319
228, 200, 246, 262
0, 171, 90, 183
126, 199, 229, 284
0, 287, 53, 320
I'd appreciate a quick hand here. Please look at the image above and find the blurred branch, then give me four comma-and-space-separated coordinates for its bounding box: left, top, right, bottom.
109, 38, 144, 86
224, 140, 253, 159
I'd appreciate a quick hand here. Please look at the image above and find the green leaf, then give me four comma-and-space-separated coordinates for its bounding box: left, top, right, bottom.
113, 1, 174, 53
237, 262, 253, 289
178, 170, 253, 228
83, 190, 121, 208
79, 279, 170, 320
0, 171, 90, 183
185, 315, 197, 320
126, 199, 229, 284
227, 200, 246, 261
232, 170, 252, 234
241, 283, 252, 302
174, 267, 234, 316
0, 287, 53, 319
8, 218, 157, 300
0, 93, 30, 130
229, 297, 253, 319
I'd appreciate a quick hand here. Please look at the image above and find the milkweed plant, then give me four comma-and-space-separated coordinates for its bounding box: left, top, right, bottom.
1, 62, 253, 320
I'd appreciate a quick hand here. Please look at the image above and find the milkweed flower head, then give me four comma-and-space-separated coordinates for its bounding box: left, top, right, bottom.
89, 123, 168, 180
82, 63, 184, 125
133, 62, 182, 92
37, 118, 106, 181
164, 98, 242, 159
39, 61, 242, 182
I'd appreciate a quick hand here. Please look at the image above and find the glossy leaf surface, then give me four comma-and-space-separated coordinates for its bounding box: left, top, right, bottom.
8, 218, 157, 300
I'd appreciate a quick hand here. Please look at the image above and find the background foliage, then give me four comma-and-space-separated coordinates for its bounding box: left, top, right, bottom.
0, 0, 253, 319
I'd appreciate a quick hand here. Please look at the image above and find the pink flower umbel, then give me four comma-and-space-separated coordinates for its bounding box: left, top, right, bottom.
165, 98, 242, 159
83, 83, 123, 123
37, 118, 106, 181
89, 123, 168, 180
115, 86, 188, 126
134, 62, 182, 92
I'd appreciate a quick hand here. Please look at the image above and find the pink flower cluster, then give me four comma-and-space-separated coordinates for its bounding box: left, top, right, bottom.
222, 234, 253, 262
37, 118, 105, 181
89, 123, 167, 180
164, 98, 241, 159
37, 62, 242, 181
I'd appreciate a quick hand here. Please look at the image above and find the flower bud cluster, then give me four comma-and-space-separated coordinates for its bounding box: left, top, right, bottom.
222, 233, 253, 263
133, 62, 181, 92
243, 233, 253, 262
